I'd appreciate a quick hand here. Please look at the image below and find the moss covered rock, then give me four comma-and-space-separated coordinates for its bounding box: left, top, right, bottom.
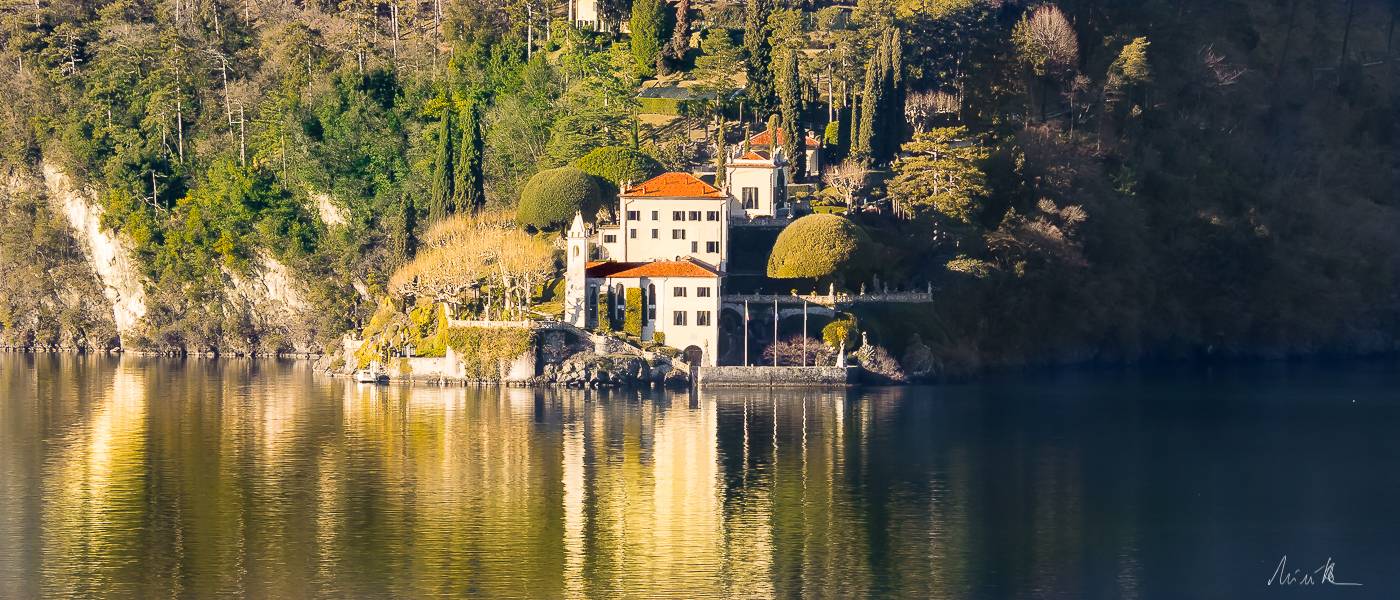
517, 166, 603, 230
767, 214, 872, 281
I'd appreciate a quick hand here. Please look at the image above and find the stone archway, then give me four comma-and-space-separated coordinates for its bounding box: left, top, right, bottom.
683, 345, 704, 367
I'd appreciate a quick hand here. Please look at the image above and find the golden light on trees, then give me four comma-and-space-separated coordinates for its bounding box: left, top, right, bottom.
388, 212, 555, 317
1012, 5, 1079, 78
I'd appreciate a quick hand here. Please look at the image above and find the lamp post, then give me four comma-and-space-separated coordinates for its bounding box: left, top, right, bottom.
802, 300, 808, 367
743, 300, 749, 366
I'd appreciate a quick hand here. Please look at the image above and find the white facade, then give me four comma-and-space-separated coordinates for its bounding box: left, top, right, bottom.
571, 0, 602, 29
725, 153, 783, 219
611, 196, 729, 269
561, 170, 767, 367
593, 172, 731, 270
589, 273, 721, 365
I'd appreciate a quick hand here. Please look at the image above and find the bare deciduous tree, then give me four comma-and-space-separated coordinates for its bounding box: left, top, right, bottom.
390, 212, 555, 318
822, 158, 868, 206
904, 90, 959, 134
1012, 5, 1079, 78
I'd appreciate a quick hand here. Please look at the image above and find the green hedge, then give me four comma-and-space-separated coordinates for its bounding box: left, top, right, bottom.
638, 96, 683, 115
624, 287, 643, 337
597, 292, 613, 332
517, 166, 603, 230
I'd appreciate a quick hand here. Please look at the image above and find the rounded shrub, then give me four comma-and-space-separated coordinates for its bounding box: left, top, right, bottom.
822, 315, 858, 351
766, 213, 872, 281
574, 146, 664, 192
517, 166, 603, 230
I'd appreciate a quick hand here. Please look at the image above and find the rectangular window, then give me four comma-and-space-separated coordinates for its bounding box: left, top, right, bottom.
696, 287, 711, 297
691, 241, 698, 253
602, 234, 617, 243
674, 311, 687, 326
705, 241, 719, 253
629, 229, 637, 239
673, 286, 687, 297
651, 211, 659, 220
697, 311, 711, 326
688, 210, 701, 221
672, 229, 686, 240
627, 210, 640, 221
707, 210, 720, 221
742, 187, 759, 209
651, 229, 659, 239
673, 211, 685, 221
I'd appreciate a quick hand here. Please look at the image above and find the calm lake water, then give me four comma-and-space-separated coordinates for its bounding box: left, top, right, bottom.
0, 354, 1397, 599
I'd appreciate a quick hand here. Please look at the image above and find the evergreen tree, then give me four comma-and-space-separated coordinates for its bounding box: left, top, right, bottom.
853, 57, 879, 163
454, 103, 485, 213
631, 0, 670, 77
776, 49, 806, 177
744, 0, 775, 109
429, 108, 455, 223
887, 127, 989, 223
670, 0, 692, 60
886, 28, 906, 157
714, 121, 728, 188
399, 194, 418, 259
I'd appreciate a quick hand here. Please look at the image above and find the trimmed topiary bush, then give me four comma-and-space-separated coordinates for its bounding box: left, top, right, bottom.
517, 166, 603, 230
596, 292, 613, 332
574, 146, 664, 195
767, 213, 873, 281
624, 287, 643, 337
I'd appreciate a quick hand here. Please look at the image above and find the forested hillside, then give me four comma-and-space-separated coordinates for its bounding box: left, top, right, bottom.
1, 0, 1397, 369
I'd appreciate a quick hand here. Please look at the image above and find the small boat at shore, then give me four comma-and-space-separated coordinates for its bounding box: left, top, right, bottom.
354, 361, 388, 384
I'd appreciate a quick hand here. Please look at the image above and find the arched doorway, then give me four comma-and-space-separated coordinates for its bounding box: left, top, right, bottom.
683, 345, 704, 367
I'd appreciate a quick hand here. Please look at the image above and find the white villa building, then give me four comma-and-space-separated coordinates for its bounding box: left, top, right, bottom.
565, 212, 723, 365
595, 172, 731, 269
564, 128, 814, 366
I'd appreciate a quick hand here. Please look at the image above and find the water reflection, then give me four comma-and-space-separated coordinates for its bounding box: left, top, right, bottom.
2, 355, 1399, 598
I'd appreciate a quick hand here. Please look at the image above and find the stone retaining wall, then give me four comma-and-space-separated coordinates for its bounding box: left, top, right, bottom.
696, 366, 858, 387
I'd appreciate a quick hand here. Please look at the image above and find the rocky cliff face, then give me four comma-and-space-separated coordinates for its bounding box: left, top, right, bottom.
0, 168, 114, 349
41, 163, 148, 343
0, 164, 322, 354
222, 251, 317, 353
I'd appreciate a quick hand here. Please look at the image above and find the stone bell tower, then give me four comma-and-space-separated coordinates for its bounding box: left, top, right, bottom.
564, 211, 589, 327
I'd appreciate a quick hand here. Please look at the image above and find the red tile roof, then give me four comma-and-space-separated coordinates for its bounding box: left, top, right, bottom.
622, 172, 726, 198
748, 128, 821, 148
586, 258, 720, 279
736, 151, 771, 161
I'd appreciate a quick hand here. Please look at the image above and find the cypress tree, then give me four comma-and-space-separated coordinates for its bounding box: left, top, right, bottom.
854, 57, 879, 163
776, 49, 805, 177
887, 28, 906, 157
744, 0, 775, 109
848, 92, 861, 158
454, 103, 485, 213
714, 120, 728, 188
670, 0, 691, 60
429, 108, 455, 222
631, 0, 669, 77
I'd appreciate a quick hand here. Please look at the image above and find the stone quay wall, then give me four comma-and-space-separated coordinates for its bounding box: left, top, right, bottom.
696, 366, 858, 388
